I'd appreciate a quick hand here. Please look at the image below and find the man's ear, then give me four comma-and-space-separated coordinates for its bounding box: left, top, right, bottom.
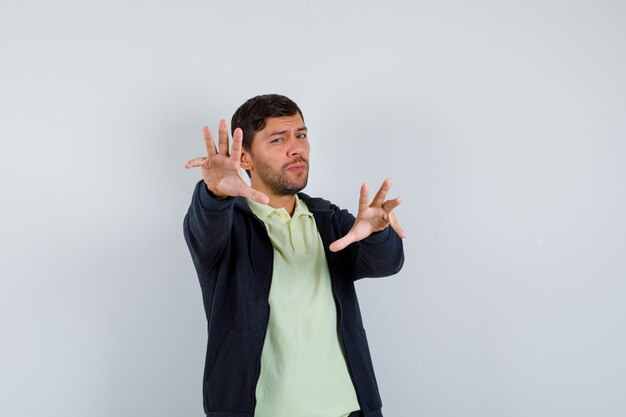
240, 149, 252, 171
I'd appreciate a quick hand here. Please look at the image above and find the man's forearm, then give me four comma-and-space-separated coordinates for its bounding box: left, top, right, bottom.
183, 180, 235, 272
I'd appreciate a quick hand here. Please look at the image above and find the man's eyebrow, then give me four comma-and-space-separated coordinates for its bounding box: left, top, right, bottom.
267, 126, 308, 136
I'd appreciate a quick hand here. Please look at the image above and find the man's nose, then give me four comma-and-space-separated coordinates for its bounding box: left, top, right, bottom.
288, 137, 303, 156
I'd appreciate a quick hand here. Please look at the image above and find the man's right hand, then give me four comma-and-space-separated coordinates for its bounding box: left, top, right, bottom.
184, 119, 270, 205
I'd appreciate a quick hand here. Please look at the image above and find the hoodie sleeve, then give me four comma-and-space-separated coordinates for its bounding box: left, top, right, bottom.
333, 206, 405, 280
183, 180, 235, 276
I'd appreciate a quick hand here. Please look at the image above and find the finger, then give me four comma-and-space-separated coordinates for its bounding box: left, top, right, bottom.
329, 233, 357, 252
381, 196, 403, 212
358, 183, 370, 214
389, 211, 407, 238
242, 186, 270, 205
230, 128, 244, 162
203, 126, 218, 156
371, 178, 392, 207
218, 119, 229, 155
184, 157, 207, 169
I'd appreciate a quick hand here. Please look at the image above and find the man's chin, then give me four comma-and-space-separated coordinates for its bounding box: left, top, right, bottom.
276, 178, 308, 196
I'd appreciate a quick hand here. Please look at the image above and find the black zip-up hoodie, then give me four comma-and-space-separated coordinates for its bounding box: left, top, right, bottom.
183, 181, 404, 417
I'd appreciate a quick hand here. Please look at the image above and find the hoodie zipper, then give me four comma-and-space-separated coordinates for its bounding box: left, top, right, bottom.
250, 218, 274, 411
324, 212, 363, 410
328, 262, 363, 410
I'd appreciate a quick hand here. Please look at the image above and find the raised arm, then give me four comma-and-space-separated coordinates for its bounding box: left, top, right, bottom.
183, 120, 269, 274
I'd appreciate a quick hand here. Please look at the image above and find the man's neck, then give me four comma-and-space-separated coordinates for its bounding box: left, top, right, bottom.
267, 194, 297, 216
250, 182, 297, 216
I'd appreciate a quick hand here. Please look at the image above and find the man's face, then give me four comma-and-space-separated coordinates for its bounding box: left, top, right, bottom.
243, 114, 310, 196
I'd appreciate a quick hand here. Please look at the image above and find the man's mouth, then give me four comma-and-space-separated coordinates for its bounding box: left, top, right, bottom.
284, 160, 308, 172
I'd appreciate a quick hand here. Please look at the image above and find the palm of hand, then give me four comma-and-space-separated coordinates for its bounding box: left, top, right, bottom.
350, 206, 390, 240
201, 154, 246, 198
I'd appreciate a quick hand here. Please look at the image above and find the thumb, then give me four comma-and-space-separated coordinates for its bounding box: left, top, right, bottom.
247, 188, 270, 205
329, 233, 356, 252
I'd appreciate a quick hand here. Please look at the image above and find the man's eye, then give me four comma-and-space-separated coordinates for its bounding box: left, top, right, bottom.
272, 138, 284, 143
296, 134, 307, 139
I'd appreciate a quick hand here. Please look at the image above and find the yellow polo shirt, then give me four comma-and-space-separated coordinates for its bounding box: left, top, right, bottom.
247, 196, 360, 417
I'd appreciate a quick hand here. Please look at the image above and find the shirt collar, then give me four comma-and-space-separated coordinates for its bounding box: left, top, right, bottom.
246, 194, 314, 220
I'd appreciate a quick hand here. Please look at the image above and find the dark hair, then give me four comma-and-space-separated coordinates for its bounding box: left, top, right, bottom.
231, 94, 304, 150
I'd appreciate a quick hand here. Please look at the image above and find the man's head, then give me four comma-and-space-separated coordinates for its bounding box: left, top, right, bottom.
231, 94, 305, 150
232, 94, 310, 197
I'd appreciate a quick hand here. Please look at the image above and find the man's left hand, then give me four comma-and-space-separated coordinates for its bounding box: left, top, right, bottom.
329, 178, 406, 252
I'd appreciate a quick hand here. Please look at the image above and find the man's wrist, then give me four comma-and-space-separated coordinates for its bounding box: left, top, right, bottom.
204, 182, 229, 200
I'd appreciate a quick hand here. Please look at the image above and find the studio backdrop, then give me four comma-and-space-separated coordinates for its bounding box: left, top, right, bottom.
1, 1, 625, 416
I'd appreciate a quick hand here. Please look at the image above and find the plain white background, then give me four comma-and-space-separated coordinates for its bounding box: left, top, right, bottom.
1, 1, 625, 416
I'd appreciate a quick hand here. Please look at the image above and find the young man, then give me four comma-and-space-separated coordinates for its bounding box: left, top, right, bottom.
183, 94, 405, 417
